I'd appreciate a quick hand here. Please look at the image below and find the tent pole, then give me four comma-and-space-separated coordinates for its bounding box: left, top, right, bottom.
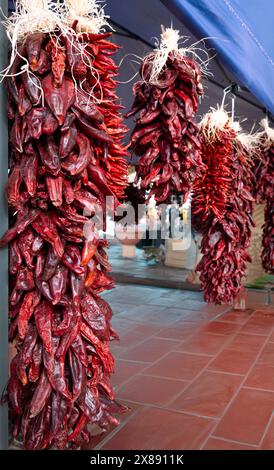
0, 0, 9, 451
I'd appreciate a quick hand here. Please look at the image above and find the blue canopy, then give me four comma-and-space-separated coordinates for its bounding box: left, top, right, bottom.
7, 0, 272, 121
162, 0, 274, 114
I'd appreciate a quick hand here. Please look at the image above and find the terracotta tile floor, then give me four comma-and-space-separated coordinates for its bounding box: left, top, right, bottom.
92, 285, 274, 450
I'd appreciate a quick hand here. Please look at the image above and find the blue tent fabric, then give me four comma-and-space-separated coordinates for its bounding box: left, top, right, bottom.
162, 0, 274, 114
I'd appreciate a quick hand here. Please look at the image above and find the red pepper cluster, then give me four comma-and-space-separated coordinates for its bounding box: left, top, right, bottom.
192, 125, 236, 227
126, 52, 203, 203
253, 135, 274, 274
193, 125, 254, 303
0, 28, 128, 449
262, 199, 274, 274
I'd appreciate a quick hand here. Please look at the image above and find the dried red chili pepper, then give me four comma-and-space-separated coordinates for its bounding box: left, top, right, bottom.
22, 72, 41, 105
28, 341, 43, 382
29, 369, 52, 419
49, 265, 68, 304
34, 300, 53, 355
32, 213, 64, 258
18, 291, 37, 339
18, 84, 32, 116
17, 323, 38, 385
42, 74, 75, 125
46, 176, 63, 207
20, 151, 38, 197
59, 124, 77, 158
46, 37, 66, 86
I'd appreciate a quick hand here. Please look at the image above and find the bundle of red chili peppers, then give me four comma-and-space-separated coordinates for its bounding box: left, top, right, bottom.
0, 17, 128, 449
126, 28, 204, 203
252, 120, 274, 274
261, 199, 274, 274
192, 111, 255, 303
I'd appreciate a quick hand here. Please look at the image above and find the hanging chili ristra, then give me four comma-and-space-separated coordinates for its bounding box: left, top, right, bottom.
0, 0, 128, 450
126, 27, 205, 203
192, 109, 255, 304
252, 119, 274, 274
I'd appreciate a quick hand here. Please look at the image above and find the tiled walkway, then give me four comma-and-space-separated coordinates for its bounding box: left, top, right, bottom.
89, 285, 274, 450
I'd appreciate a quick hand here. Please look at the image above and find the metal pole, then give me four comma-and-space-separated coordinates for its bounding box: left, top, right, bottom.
0, 0, 9, 451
